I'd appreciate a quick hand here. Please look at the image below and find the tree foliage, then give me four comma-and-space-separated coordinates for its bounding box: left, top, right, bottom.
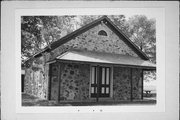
109, 15, 131, 37
21, 16, 76, 62
127, 15, 156, 63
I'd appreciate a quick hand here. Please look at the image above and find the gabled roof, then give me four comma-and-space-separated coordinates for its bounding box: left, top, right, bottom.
52, 49, 155, 70
28, 16, 150, 62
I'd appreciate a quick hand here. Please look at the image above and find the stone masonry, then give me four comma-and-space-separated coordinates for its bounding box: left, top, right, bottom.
24, 21, 143, 101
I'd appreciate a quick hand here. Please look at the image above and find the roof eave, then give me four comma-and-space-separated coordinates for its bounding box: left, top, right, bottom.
55, 59, 156, 70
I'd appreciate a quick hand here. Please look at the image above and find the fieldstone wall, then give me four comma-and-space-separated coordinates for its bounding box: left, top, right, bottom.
113, 67, 131, 100
24, 22, 142, 101
24, 56, 49, 99
113, 67, 142, 101
60, 62, 90, 101
132, 68, 143, 99
48, 62, 90, 101
47, 23, 139, 61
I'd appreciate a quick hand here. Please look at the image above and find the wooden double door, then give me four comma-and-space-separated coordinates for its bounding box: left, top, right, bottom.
91, 66, 111, 98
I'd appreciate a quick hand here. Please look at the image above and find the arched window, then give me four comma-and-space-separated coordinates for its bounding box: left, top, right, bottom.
98, 30, 107, 36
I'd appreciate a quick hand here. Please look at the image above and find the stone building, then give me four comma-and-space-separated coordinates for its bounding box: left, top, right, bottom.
23, 16, 156, 102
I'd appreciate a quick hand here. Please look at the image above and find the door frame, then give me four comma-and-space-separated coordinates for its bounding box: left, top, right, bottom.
89, 64, 113, 99
47, 61, 60, 101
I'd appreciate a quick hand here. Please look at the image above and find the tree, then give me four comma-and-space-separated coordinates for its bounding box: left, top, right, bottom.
127, 15, 156, 63
78, 15, 101, 27
108, 15, 131, 37
78, 15, 130, 36
21, 16, 43, 61
126, 15, 156, 82
21, 16, 76, 62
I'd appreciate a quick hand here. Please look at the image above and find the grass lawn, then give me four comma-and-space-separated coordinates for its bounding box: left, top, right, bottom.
22, 93, 156, 106
22, 93, 57, 106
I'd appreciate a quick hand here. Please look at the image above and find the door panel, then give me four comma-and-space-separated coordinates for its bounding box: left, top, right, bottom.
91, 66, 111, 98
91, 66, 97, 97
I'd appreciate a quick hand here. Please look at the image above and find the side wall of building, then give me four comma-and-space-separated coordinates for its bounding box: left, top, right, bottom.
24, 58, 143, 102
60, 62, 90, 101
24, 56, 49, 99
113, 67, 142, 100
113, 67, 131, 100
132, 68, 143, 99
49, 61, 143, 102
49, 62, 90, 101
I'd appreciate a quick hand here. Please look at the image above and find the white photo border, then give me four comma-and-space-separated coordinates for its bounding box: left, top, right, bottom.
15, 7, 165, 113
